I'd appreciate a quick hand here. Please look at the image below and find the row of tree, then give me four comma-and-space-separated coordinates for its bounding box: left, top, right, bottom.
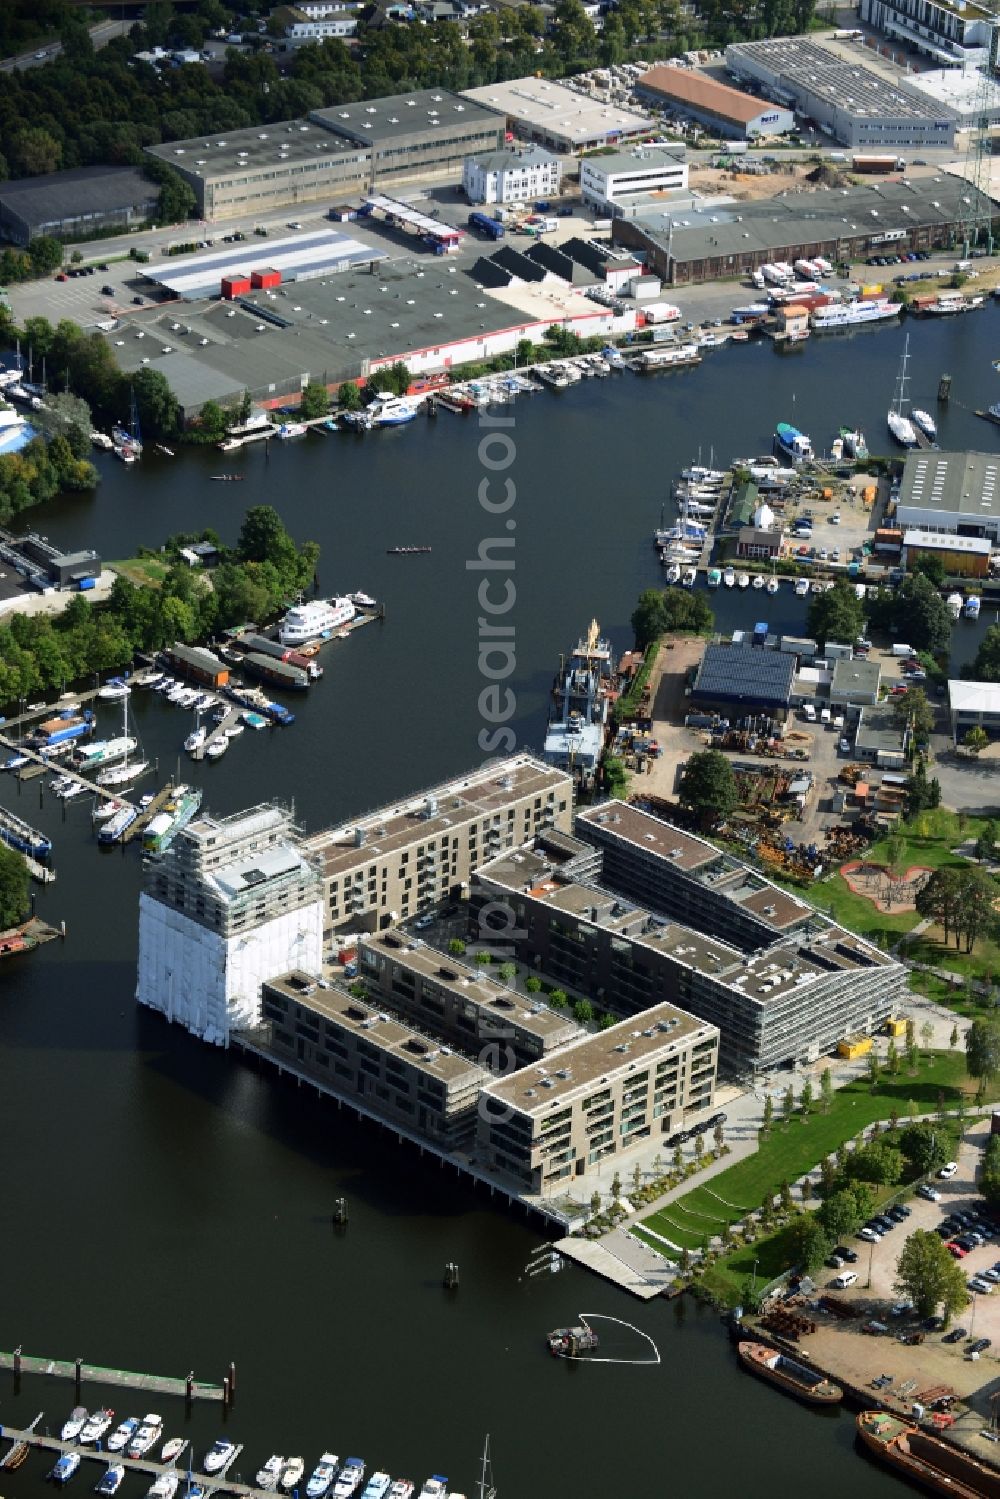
914, 866, 999, 954
630, 586, 715, 650
0, 430, 97, 526
0, 841, 29, 931
0, 507, 319, 704
807, 574, 952, 656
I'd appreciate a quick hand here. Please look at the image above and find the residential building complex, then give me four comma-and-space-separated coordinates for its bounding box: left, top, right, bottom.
859, 0, 998, 68
579, 145, 689, 214
477, 1003, 719, 1192
635, 65, 794, 138
462, 146, 561, 205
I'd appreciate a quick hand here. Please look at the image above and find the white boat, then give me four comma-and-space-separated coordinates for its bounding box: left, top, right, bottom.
281, 1458, 305, 1491
75, 736, 138, 769
334, 1459, 366, 1498
912, 408, 937, 439
854, 583, 867, 600
307, 1455, 340, 1499
387, 1486, 414, 1499
417, 1479, 448, 1499
810, 298, 899, 330
888, 334, 918, 446
257, 1456, 285, 1491
107, 1419, 139, 1453
707, 568, 721, 588
100, 803, 138, 844
736, 571, 750, 589
752, 574, 765, 589
90, 431, 114, 450
224, 723, 244, 737
96, 759, 149, 786
723, 566, 736, 588
96, 1465, 126, 1495
93, 797, 127, 823
665, 562, 681, 584
946, 591, 963, 619
80, 1409, 115, 1445
965, 594, 982, 619
278, 596, 356, 646
349, 591, 376, 608
368, 397, 423, 427
156, 678, 176, 694
277, 422, 307, 439
794, 578, 809, 597
361, 1478, 391, 1499
681, 567, 697, 587
166, 685, 188, 703
62, 1408, 89, 1443
203, 1440, 236, 1475
766, 576, 779, 595
160, 1438, 186, 1464
887, 410, 917, 446
51, 1453, 82, 1484
128, 1415, 163, 1459
184, 728, 207, 754
147, 1474, 179, 1499
97, 679, 131, 700
205, 738, 228, 760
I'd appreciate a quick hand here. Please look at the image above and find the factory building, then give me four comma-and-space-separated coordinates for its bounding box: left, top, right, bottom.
4, 533, 101, 588
895, 450, 1000, 540
298, 755, 574, 933
726, 37, 958, 148
859, 0, 998, 69
635, 65, 794, 139
146, 90, 504, 221
461, 77, 657, 152
901, 528, 991, 577
689, 642, 795, 715
0, 166, 159, 247
136, 805, 325, 1045
462, 145, 561, 205
949, 679, 1000, 742
477, 1003, 719, 1191
579, 145, 689, 214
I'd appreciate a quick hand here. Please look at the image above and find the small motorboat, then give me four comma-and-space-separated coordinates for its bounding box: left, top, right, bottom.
98, 679, 131, 701
243, 712, 268, 730
106, 1419, 138, 1453
387, 1485, 414, 1499
349, 591, 376, 608
752, 574, 765, 590
203, 1440, 236, 1475
160, 1438, 186, 1464
50, 1452, 81, 1485
307, 1456, 339, 1498
361, 1476, 390, 1499
281, 1458, 305, 1491
80, 1409, 115, 1445
681, 567, 696, 587
184, 728, 206, 754
96, 1466, 126, 1496
128, 1415, 163, 1459
62, 1409, 88, 1443
723, 566, 736, 588
333, 1459, 365, 1498
147, 1473, 179, 1499
794, 577, 809, 597
93, 798, 126, 824
257, 1455, 285, 1491
224, 723, 244, 737
766, 576, 779, 595
736, 571, 750, 589
205, 738, 228, 760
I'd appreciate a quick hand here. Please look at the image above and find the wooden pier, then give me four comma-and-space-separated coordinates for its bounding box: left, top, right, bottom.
193, 708, 242, 762
0, 1351, 225, 1402
121, 781, 175, 845
0, 1420, 256, 1497
0, 734, 137, 808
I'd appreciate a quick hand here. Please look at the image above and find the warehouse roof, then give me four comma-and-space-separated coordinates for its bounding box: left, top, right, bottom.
0, 166, 157, 225
949, 679, 1000, 715
897, 450, 1000, 519
140, 228, 385, 299
630, 176, 994, 265
462, 77, 656, 145
310, 89, 502, 145
146, 118, 367, 179
637, 64, 776, 124
856, 705, 907, 756
692, 643, 795, 704
831, 657, 881, 697
727, 37, 957, 123
904, 529, 992, 554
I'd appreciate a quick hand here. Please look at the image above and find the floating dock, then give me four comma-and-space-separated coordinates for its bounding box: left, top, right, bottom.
0, 1350, 225, 1402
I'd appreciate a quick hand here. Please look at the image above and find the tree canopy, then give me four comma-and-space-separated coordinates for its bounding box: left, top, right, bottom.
916, 866, 998, 953
894, 1228, 969, 1322
0, 841, 29, 930
630, 586, 713, 649
967, 1018, 1000, 1092
677, 749, 738, 827
867, 574, 952, 654
806, 580, 863, 648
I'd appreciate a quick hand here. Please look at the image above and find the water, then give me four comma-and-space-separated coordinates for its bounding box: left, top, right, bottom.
4, 313, 1000, 1496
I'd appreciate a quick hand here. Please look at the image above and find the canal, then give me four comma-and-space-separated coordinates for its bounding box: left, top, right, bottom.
2, 312, 1000, 1495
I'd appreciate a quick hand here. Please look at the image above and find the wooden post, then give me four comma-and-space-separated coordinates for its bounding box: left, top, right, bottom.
938, 373, 952, 404
13, 1346, 21, 1378
443, 1261, 459, 1290
185, 1372, 194, 1406
333, 1197, 348, 1226
228, 1361, 236, 1396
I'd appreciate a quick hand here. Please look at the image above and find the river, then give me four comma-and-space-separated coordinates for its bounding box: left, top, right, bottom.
2, 313, 999, 1497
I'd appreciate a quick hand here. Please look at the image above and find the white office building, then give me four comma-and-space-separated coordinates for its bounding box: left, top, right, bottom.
462, 146, 561, 205
136, 804, 324, 1045
580, 144, 689, 213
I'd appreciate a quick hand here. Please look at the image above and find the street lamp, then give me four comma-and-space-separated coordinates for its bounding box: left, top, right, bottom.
751, 1257, 760, 1295
867, 1236, 875, 1290
970, 1290, 978, 1339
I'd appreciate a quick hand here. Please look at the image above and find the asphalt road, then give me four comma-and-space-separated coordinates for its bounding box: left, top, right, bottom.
0, 18, 129, 74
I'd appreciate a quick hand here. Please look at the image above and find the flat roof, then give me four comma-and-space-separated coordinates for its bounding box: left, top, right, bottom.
360, 935, 581, 1044
146, 118, 367, 179
300, 754, 569, 880
267, 974, 485, 1085
857, 704, 906, 754
0, 165, 157, 222
898, 450, 1000, 519
310, 89, 503, 145
905, 67, 1000, 115
584, 143, 688, 175
903, 529, 992, 554
481, 1001, 715, 1115
727, 37, 957, 123
577, 801, 718, 874
831, 657, 881, 693
141, 229, 385, 299
467, 145, 559, 172
692, 642, 795, 703
462, 77, 657, 145
949, 679, 1000, 714
638, 64, 781, 125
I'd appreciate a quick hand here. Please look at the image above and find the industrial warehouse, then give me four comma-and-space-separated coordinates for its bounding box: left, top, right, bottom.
612, 175, 996, 284
0, 166, 160, 247
145, 90, 505, 221
635, 64, 795, 139
461, 77, 658, 152
895, 450, 1000, 540
726, 36, 959, 148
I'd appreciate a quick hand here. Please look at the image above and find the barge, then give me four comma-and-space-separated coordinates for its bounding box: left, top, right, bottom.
856, 1411, 1000, 1497
738, 1342, 843, 1405
0, 805, 51, 858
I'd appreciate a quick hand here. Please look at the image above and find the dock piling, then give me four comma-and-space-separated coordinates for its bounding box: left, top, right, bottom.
333, 1196, 348, 1226
185, 1371, 194, 1406
13, 1346, 21, 1379
228, 1360, 236, 1397
443, 1261, 459, 1290
223, 1375, 231, 1409
74, 1357, 81, 1394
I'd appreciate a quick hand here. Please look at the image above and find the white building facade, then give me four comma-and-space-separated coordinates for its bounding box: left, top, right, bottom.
580, 145, 689, 212
136, 805, 324, 1045
462, 147, 561, 205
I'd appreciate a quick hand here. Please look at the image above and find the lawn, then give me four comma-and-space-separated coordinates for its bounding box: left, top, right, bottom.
108, 557, 171, 588
640, 1051, 984, 1259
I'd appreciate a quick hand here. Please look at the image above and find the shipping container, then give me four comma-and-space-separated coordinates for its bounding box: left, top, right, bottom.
883, 1017, 907, 1037
250, 268, 281, 289
221, 274, 251, 300
467, 212, 505, 240
837, 1036, 873, 1059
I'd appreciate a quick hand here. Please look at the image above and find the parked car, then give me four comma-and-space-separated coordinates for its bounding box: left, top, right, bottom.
831, 1270, 858, 1289
917, 1184, 941, 1201
943, 1327, 967, 1343
826, 1254, 845, 1270
947, 1243, 968, 1258
833, 1246, 858, 1263
863, 1320, 889, 1335
970, 1276, 995, 1294
413, 915, 434, 931
939, 1162, 959, 1178
969, 1337, 992, 1352
890, 1301, 914, 1317
859, 1227, 881, 1243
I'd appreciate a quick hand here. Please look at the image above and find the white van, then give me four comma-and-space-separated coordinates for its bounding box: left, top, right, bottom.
820, 707, 832, 725
801, 703, 817, 722
891, 643, 913, 657
832, 1270, 859, 1289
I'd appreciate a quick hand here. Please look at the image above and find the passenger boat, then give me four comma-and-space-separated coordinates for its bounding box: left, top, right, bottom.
75, 736, 138, 769
333, 1459, 366, 1497
96, 1466, 126, 1496
349, 591, 376, 608
203, 1440, 236, 1474
774, 422, 813, 463
368, 396, 423, 427
723, 566, 736, 588
160, 1438, 185, 1464
256, 1456, 285, 1491
946, 592, 963, 620
548, 1323, 599, 1356
855, 582, 867, 600
307, 1455, 340, 1498
90, 431, 114, 450
147, 1473, 179, 1499
243, 712, 268, 730
965, 594, 981, 619
155, 445, 174, 457
281, 1458, 305, 1491
62, 1408, 89, 1443
0, 805, 51, 858
279, 596, 356, 646
98, 804, 138, 844
912, 408, 937, 440
856, 1410, 1000, 1495
106, 1418, 138, 1453
97, 678, 131, 700
706, 568, 721, 588
737, 1341, 842, 1404
80, 1409, 115, 1444
50, 1452, 81, 1484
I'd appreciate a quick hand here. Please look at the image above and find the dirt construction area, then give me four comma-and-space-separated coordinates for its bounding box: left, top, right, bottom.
763, 1119, 1000, 1456
840, 861, 934, 913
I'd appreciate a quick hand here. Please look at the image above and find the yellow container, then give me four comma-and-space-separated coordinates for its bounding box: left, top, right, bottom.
860, 283, 883, 297
883, 1017, 907, 1038
837, 1036, 873, 1059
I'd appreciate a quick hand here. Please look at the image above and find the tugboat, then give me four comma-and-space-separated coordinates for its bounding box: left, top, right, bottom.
774, 422, 813, 464
547, 1321, 599, 1357
738, 1342, 843, 1405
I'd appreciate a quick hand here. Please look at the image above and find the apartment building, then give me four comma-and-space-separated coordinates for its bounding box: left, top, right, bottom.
136, 805, 324, 1044
477, 1002, 719, 1192
299, 755, 573, 933
357, 933, 581, 1067
462, 146, 561, 206
859, 0, 998, 67
261, 973, 487, 1150
473, 844, 906, 1074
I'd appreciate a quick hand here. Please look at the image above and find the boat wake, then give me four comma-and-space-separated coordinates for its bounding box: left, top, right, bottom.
552, 1315, 661, 1367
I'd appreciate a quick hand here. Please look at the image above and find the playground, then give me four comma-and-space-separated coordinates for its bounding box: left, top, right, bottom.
839, 860, 933, 914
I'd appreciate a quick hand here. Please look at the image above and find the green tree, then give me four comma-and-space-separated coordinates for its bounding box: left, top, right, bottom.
660, 589, 714, 634
132, 367, 181, 440
920, 1020, 934, 1053
898, 573, 953, 654
447, 938, 466, 956
800, 1079, 813, 1115
845, 1141, 903, 1186
782, 1085, 794, 1127
965, 725, 990, 757
548, 989, 568, 1009
966, 1017, 1000, 1093
573, 998, 594, 1024
678, 749, 738, 827
916, 867, 964, 946
950, 1023, 959, 1051
866, 1047, 882, 1089
894, 1228, 970, 1322
912, 552, 946, 588
611, 1170, 621, 1201
787, 1213, 833, 1273
713, 1119, 725, 1152
672, 1143, 683, 1172
590, 1190, 602, 1218
338, 380, 361, 411
762, 1093, 774, 1133
299, 382, 329, 419
980, 1136, 1000, 1208
631, 587, 665, 650
694, 1132, 704, 1160
819, 1155, 836, 1196
820, 1068, 833, 1114
524, 975, 541, 994
0, 841, 29, 928
898, 1122, 951, 1176
976, 821, 999, 863
967, 623, 1000, 682
806, 579, 863, 648
891, 685, 935, 741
